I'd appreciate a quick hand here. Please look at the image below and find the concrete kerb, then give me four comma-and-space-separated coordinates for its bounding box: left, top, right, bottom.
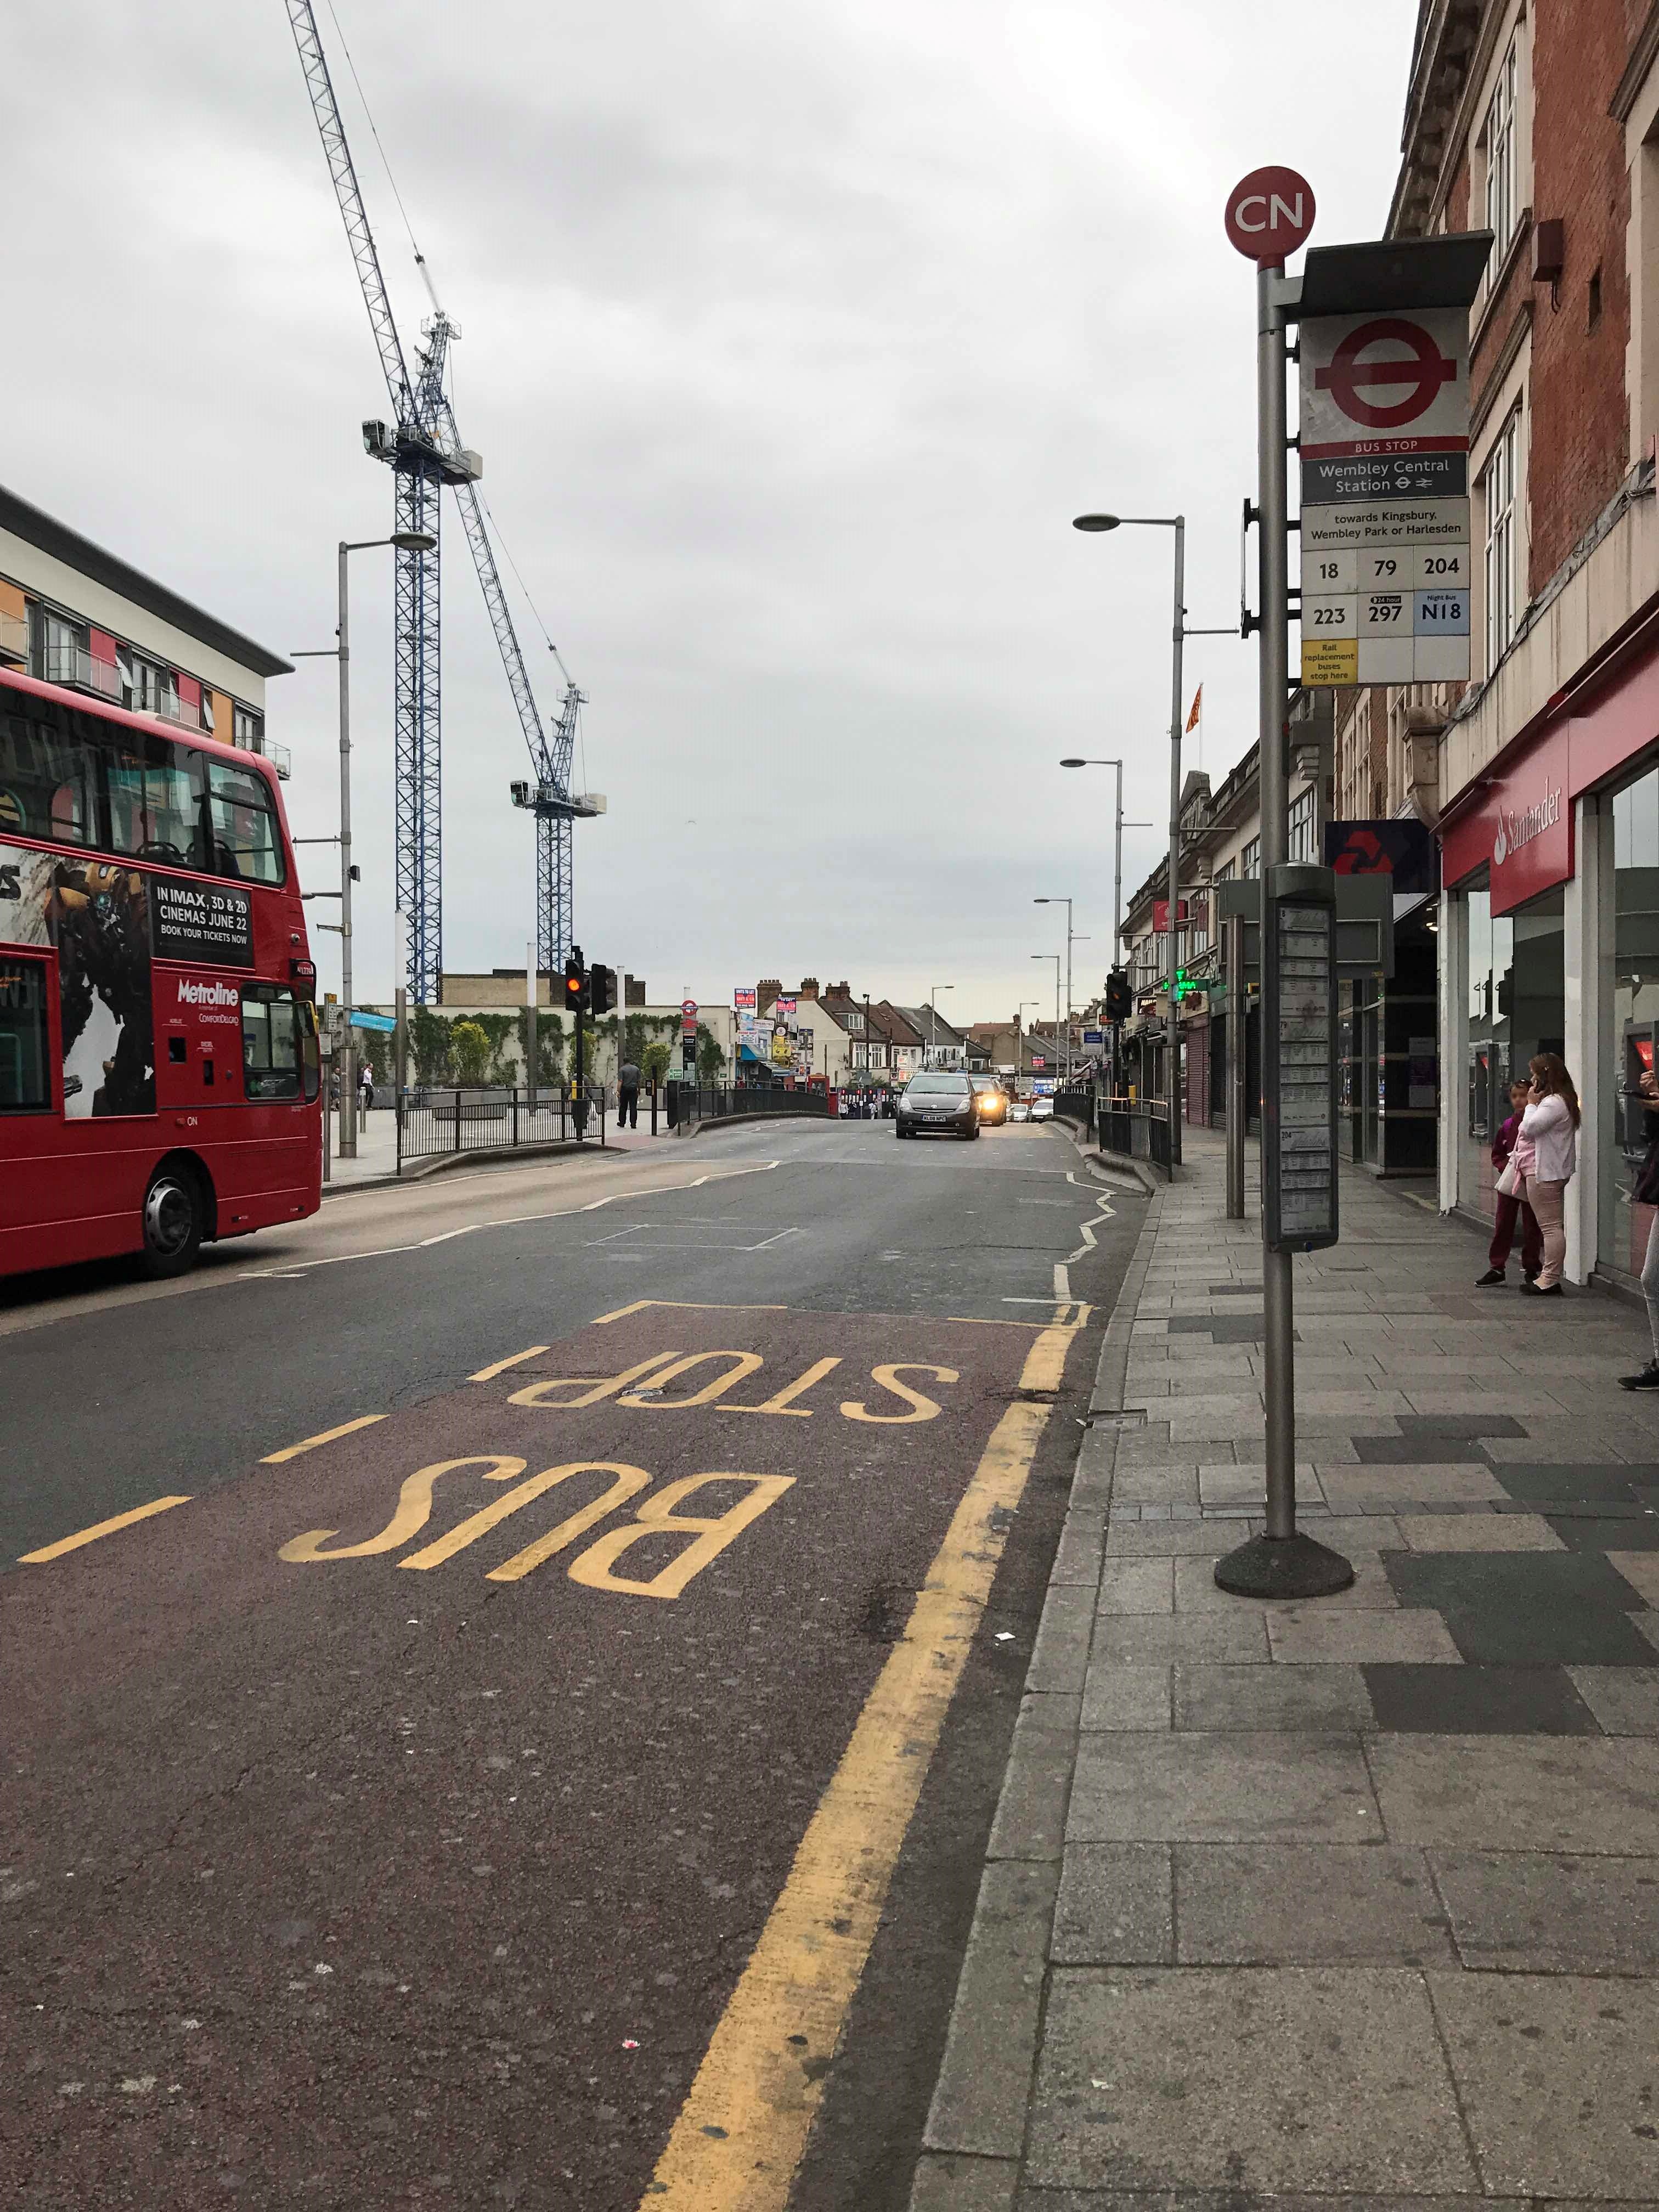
911, 1186, 1165, 2205
1057, 1117, 1162, 1199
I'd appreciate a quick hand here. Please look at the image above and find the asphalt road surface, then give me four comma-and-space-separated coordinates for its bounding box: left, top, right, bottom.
1, 1116, 1145, 2211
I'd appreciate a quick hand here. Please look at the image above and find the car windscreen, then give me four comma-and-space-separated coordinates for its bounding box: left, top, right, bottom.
906, 1075, 969, 1095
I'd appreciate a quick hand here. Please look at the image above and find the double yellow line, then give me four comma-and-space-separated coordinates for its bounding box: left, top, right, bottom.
640, 1318, 1076, 2209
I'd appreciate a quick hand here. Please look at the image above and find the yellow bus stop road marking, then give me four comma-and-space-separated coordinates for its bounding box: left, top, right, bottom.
469, 1346, 550, 1383
261, 1414, 387, 1464
20, 1495, 192, 1564
640, 1318, 1077, 2209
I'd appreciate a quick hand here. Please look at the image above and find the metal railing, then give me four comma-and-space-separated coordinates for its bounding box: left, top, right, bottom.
1094, 1094, 1172, 1177
396, 1085, 602, 1172
668, 1082, 833, 1133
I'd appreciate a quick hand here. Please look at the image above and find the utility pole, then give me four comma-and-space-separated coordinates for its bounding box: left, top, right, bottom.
526, 936, 539, 1104
1166, 519, 1186, 1163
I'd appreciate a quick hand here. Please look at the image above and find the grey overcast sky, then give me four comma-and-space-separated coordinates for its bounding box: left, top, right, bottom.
7, 0, 1413, 1020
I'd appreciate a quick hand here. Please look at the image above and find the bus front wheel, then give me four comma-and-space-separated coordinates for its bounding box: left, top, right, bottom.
140, 1166, 205, 1278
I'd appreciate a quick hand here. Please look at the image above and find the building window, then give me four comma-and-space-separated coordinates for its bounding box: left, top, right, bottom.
1289, 788, 1318, 862
1214, 860, 1235, 885
1482, 410, 1521, 669
233, 704, 263, 751
1240, 837, 1260, 880
1485, 36, 1520, 257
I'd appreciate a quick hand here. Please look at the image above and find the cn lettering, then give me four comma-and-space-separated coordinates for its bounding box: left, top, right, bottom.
1234, 190, 1305, 234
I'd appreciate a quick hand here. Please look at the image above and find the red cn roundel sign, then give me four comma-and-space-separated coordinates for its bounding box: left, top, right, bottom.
1225, 167, 1316, 263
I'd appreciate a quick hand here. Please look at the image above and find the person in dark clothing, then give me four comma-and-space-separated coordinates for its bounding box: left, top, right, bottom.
618, 1057, 640, 1129
1476, 1079, 1543, 1286
1621, 1067, 1659, 1388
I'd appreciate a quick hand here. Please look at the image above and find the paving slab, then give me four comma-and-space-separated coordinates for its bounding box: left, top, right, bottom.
1171, 1662, 1374, 1732
1396, 1511, 1564, 1550
1368, 1732, 1659, 1849
1095, 1559, 1174, 1615
1568, 1664, 1659, 1735
1079, 1663, 1171, 1733
1090, 1613, 1269, 1666
1067, 1732, 1379, 1844
1173, 1843, 1454, 1964
1265, 1609, 1461, 1666
1611, 1550, 1659, 1606
1362, 1662, 1599, 1735
1025, 1967, 1476, 2194
1049, 1843, 1173, 1966
1319, 1466, 1507, 1508
1428, 1970, 1659, 2198
1431, 1847, 1659, 1972
1110, 1465, 1201, 1506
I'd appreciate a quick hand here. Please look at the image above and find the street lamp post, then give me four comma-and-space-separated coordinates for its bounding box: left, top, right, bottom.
1073, 515, 1235, 1165
1015, 998, 1040, 1096
292, 529, 434, 1163
1032, 898, 1075, 1080
1058, 759, 1154, 972
929, 983, 954, 1068
1031, 954, 1061, 1083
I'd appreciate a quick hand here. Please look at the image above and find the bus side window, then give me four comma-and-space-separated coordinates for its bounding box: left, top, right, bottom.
100, 723, 208, 871
241, 985, 306, 1102
0, 708, 98, 848
207, 760, 284, 885
0, 958, 52, 1113
299, 999, 320, 1104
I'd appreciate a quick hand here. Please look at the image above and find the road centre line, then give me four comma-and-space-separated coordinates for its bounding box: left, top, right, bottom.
241, 1163, 788, 1280
261, 1414, 388, 1463
639, 1318, 1076, 2209
469, 1346, 550, 1382
19, 1494, 192, 1564
593, 1300, 790, 1325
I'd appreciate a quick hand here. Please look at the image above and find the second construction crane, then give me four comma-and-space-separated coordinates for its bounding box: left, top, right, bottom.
285, 0, 601, 1002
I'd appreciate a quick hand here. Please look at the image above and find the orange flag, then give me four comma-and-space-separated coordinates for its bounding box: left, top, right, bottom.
1184, 684, 1203, 733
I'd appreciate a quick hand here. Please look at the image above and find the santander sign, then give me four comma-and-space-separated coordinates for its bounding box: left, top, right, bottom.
1492, 783, 1562, 871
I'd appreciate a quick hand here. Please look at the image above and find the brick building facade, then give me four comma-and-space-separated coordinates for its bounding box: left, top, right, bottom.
1384, 0, 1659, 1283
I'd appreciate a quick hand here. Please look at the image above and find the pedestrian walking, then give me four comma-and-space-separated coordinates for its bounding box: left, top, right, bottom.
618, 1055, 640, 1130
359, 1063, 374, 1121
1476, 1078, 1543, 1286
1510, 1052, 1579, 1298
1620, 1066, 1659, 1388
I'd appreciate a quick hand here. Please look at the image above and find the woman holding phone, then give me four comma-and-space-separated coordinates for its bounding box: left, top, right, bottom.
1510, 1053, 1580, 1297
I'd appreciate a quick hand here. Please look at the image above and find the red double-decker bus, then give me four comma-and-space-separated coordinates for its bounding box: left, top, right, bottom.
0, 664, 320, 1279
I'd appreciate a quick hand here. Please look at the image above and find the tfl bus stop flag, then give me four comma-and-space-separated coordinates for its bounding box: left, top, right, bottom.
1299, 307, 1472, 687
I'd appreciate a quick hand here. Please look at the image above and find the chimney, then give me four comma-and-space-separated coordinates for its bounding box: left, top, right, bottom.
758, 977, 782, 1015
799, 977, 820, 1000
624, 972, 646, 1008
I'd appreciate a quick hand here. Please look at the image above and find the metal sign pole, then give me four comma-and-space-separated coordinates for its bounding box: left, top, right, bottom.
1216, 256, 1352, 1600
1226, 908, 1246, 1219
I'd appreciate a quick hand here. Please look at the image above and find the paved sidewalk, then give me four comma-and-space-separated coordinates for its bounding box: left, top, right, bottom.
912, 1124, 1659, 2210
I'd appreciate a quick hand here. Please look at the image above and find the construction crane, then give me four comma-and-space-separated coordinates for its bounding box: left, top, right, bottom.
285, 0, 599, 998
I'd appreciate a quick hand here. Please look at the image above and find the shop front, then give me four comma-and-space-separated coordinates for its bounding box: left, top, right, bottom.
1438, 627, 1659, 1289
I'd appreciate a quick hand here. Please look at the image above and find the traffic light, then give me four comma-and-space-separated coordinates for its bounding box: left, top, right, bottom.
1104, 970, 1132, 1023
563, 951, 585, 1014
588, 963, 615, 1017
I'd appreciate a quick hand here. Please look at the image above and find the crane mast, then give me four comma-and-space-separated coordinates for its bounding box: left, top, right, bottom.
285, 0, 588, 998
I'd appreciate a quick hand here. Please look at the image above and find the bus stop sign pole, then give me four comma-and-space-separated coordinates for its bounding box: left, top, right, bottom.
1216, 197, 1352, 1602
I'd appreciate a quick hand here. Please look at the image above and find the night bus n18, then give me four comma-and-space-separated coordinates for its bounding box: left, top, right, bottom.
0, 664, 320, 1279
